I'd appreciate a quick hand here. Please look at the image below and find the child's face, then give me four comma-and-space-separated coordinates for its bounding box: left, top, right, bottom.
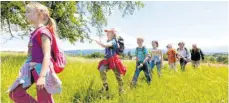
179, 44, 184, 48
167, 46, 171, 50
192, 45, 197, 49
166, 46, 169, 50
107, 32, 114, 40
152, 42, 157, 48
137, 39, 143, 46
25, 7, 39, 24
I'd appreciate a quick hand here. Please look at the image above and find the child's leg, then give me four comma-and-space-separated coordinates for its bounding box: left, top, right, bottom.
131, 64, 142, 85
113, 68, 124, 93
191, 60, 196, 68
31, 69, 54, 103
99, 65, 109, 91
196, 60, 200, 68
143, 63, 151, 84
180, 59, 185, 71
156, 62, 162, 76
9, 84, 37, 103
169, 63, 173, 71
173, 63, 177, 72
149, 60, 155, 71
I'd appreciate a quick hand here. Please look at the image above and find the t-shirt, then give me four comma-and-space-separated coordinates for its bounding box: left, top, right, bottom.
177, 48, 191, 60
135, 47, 148, 63
151, 48, 162, 63
104, 38, 117, 58
167, 49, 176, 63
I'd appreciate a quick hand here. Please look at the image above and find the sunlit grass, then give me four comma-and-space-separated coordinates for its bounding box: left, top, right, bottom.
1, 52, 228, 103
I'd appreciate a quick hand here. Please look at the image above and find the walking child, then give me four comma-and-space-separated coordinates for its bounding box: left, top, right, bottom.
95, 28, 126, 95
8, 2, 64, 103
131, 37, 151, 86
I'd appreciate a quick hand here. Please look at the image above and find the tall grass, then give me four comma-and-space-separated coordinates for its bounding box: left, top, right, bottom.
1, 52, 228, 103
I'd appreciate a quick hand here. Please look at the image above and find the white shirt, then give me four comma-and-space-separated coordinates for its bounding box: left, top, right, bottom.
177, 48, 191, 59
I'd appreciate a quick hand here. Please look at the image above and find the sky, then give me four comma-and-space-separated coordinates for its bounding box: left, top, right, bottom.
0, 1, 228, 52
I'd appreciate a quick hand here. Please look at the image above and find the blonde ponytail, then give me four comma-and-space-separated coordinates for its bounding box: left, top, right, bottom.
47, 17, 57, 36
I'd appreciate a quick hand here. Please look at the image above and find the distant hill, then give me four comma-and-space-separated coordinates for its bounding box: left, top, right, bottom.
64, 48, 228, 56
1, 49, 227, 56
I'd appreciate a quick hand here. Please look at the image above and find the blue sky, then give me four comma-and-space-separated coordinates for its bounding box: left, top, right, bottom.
0, 1, 228, 52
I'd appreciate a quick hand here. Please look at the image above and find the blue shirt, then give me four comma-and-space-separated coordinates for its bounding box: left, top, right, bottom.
104, 38, 117, 58
135, 47, 148, 62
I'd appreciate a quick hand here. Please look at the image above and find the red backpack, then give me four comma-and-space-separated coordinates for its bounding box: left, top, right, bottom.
36, 26, 66, 73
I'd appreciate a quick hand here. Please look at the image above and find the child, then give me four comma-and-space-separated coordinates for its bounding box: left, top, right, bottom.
95, 28, 126, 95
131, 37, 151, 86
190, 44, 204, 68
166, 44, 177, 72
177, 42, 191, 71
8, 2, 62, 103
149, 40, 163, 77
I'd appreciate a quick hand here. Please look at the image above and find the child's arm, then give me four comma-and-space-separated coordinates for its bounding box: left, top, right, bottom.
95, 40, 113, 48
36, 34, 51, 90
200, 49, 204, 60
143, 54, 150, 64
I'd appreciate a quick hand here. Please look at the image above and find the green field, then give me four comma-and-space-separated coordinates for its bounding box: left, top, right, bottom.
1, 52, 228, 103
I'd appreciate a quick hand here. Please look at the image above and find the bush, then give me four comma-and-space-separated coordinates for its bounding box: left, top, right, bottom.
206, 56, 217, 63
85, 52, 104, 58
216, 55, 228, 64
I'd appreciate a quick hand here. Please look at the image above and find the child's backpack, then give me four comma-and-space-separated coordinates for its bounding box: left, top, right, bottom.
136, 46, 146, 56
136, 46, 147, 60
115, 36, 125, 55
36, 26, 66, 73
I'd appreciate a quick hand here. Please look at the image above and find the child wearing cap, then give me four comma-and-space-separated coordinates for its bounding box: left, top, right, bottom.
95, 28, 126, 95
131, 37, 151, 87
149, 40, 163, 77
166, 44, 177, 72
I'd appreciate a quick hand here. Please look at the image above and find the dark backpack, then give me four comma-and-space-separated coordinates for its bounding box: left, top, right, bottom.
115, 36, 125, 55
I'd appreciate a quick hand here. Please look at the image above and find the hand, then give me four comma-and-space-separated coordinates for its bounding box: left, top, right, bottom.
138, 63, 143, 68
36, 77, 45, 90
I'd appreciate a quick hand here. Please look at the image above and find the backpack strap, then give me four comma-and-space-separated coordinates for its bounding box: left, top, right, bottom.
136, 47, 138, 56
177, 47, 189, 58
142, 46, 146, 58
184, 47, 188, 52
35, 27, 47, 47
35, 27, 59, 60
184, 47, 189, 58
36, 27, 53, 46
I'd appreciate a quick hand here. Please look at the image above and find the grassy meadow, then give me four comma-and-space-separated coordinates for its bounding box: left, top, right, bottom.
1, 52, 228, 103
